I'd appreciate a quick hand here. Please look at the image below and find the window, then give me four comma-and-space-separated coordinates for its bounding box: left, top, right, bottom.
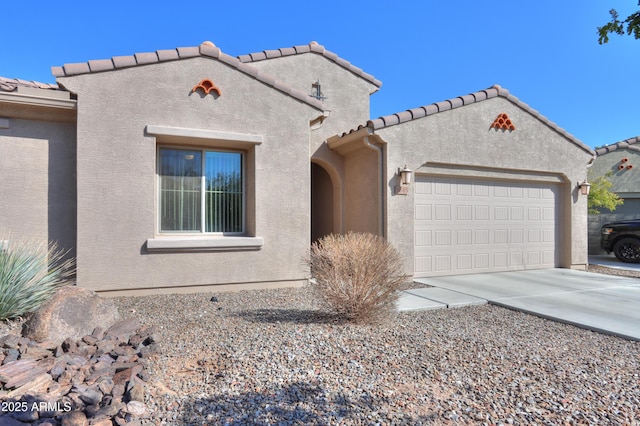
159, 147, 243, 234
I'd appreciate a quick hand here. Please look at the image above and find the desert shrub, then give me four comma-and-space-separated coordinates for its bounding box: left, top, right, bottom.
309, 232, 409, 322
0, 238, 75, 320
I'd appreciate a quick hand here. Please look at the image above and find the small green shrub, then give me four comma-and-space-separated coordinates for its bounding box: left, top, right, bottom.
0, 238, 75, 320
309, 232, 409, 323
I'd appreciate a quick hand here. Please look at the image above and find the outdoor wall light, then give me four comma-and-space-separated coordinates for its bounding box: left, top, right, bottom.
395, 165, 413, 195
578, 180, 591, 196
399, 165, 413, 185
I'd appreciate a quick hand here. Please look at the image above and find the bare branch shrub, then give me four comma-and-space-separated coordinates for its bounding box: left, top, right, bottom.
309, 232, 409, 323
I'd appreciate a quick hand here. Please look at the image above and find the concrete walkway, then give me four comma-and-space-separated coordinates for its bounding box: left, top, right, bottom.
398, 268, 640, 341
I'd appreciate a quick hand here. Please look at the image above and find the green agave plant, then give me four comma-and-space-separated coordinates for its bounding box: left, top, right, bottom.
0, 238, 76, 320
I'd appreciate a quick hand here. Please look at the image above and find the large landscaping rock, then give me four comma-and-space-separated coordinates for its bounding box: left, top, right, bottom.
0, 320, 160, 425
21, 286, 120, 345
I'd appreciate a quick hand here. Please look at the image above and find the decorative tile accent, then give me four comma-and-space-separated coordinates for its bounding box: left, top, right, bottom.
491, 113, 516, 131
618, 158, 634, 171
192, 79, 221, 96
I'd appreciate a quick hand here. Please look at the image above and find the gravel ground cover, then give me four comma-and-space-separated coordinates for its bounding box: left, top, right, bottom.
1, 266, 639, 425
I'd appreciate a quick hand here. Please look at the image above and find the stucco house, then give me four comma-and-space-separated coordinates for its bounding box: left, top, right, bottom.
0, 41, 594, 295
588, 136, 640, 253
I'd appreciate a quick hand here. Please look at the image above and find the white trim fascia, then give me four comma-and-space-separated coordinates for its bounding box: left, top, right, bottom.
146, 236, 263, 251
0, 91, 76, 110
146, 125, 263, 145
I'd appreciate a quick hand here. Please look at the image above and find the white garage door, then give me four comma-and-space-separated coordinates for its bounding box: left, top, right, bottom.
414, 176, 560, 277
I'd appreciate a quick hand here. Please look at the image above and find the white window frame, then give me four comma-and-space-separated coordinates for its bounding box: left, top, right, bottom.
145, 125, 263, 251
156, 146, 246, 235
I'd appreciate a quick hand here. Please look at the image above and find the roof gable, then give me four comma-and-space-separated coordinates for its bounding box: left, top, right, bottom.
361, 84, 592, 155
595, 136, 640, 156
52, 41, 324, 111
238, 41, 382, 88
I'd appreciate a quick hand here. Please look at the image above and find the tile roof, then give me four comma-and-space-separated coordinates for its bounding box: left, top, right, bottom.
0, 76, 59, 92
52, 41, 324, 111
337, 84, 592, 155
237, 41, 382, 88
595, 136, 640, 156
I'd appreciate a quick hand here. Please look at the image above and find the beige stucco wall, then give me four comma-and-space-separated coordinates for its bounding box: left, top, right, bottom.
590, 149, 640, 194
587, 148, 640, 253
343, 145, 382, 235
0, 117, 76, 256
58, 57, 322, 293
249, 51, 380, 239
376, 96, 594, 275
244, 53, 378, 149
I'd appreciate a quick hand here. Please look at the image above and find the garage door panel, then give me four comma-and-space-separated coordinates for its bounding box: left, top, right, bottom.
494, 206, 509, 220
494, 252, 508, 267
434, 182, 452, 195
414, 177, 560, 277
415, 205, 432, 221
434, 256, 451, 272
475, 205, 490, 220
528, 207, 541, 221
457, 205, 473, 220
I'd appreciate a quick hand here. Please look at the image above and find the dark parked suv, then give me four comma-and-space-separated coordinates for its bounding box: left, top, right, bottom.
601, 219, 640, 263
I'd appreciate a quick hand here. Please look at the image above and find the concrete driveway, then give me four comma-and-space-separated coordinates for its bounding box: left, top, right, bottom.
589, 254, 640, 271
402, 269, 640, 341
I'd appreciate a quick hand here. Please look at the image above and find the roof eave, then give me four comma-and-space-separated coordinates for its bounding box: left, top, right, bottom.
238, 41, 382, 89
53, 42, 325, 112
327, 127, 374, 155
363, 84, 593, 156
595, 136, 640, 156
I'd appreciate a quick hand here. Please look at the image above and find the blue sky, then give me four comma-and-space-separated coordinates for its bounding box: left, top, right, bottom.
2, 1, 638, 148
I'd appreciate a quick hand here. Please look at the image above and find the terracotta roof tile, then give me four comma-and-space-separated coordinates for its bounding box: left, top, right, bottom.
242, 52, 265, 62
395, 110, 413, 123
294, 45, 311, 54
198, 42, 220, 58
112, 55, 137, 69
88, 59, 114, 73
434, 100, 452, 112
176, 46, 199, 58
265, 49, 281, 59
382, 114, 400, 127
423, 104, 439, 115
61, 62, 91, 76
157, 49, 180, 61
279, 47, 297, 56
0, 76, 59, 92
238, 41, 382, 88
473, 90, 488, 102
51, 42, 324, 111
407, 107, 426, 120
449, 97, 464, 109
459, 94, 476, 105
595, 136, 640, 155
361, 84, 592, 155
309, 42, 325, 54
134, 52, 158, 65
236, 61, 259, 78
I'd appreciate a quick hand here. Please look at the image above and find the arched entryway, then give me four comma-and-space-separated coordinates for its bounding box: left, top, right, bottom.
311, 162, 334, 243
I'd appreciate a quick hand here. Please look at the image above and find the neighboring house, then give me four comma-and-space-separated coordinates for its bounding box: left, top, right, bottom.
0, 41, 594, 295
588, 136, 640, 253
